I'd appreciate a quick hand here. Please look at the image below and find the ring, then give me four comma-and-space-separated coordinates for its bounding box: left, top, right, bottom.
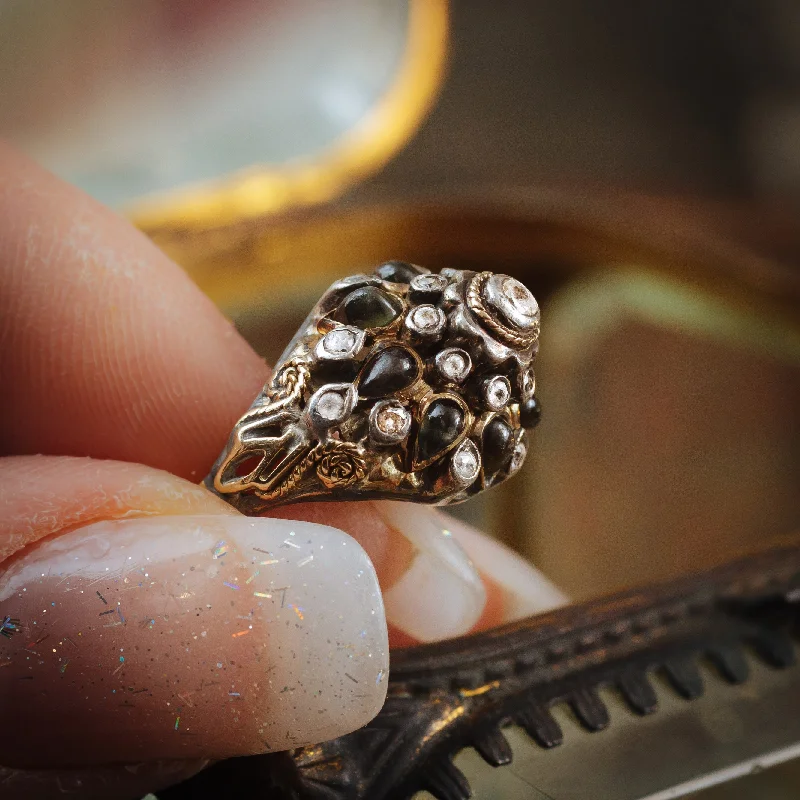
205, 261, 542, 514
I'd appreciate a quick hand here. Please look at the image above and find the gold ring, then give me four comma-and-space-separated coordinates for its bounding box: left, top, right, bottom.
205, 262, 542, 514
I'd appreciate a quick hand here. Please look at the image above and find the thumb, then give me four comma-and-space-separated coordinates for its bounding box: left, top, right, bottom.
0, 456, 388, 782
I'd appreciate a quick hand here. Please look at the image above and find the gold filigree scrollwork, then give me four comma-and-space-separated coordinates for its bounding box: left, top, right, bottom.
277, 440, 367, 498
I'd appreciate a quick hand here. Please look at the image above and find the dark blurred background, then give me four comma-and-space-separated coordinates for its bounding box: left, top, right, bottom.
365, 0, 800, 205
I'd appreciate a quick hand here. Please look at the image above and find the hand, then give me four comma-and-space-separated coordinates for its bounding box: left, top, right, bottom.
0, 144, 565, 799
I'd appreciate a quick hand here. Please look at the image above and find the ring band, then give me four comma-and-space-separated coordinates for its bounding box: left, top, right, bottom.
204, 261, 542, 514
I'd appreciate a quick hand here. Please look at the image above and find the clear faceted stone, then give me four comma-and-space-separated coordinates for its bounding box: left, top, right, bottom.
509, 439, 527, 473
409, 273, 449, 304
307, 383, 355, 427
369, 400, 411, 443
450, 439, 481, 485
324, 328, 356, 355
316, 391, 346, 421
435, 348, 472, 384
316, 326, 364, 362
371, 402, 411, 443
378, 408, 405, 434
406, 304, 446, 336
484, 274, 540, 331
413, 307, 439, 328
503, 278, 537, 317
484, 376, 511, 410
410, 274, 449, 293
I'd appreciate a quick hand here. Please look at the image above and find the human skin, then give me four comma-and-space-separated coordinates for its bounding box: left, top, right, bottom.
0, 144, 565, 798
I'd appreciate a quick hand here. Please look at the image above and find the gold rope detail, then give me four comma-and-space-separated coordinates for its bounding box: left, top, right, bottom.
214, 362, 311, 496
466, 272, 538, 349
277, 440, 367, 497
238, 362, 310, 426
277, 442, 325, 498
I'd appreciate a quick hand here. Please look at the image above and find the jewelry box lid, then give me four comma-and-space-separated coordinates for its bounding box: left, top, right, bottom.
0, 0, 447, 228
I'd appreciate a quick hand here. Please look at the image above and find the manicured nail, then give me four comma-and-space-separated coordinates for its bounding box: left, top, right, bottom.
435, 511, 569, 620
375, 501, 486, 641
0, 515, 388, 768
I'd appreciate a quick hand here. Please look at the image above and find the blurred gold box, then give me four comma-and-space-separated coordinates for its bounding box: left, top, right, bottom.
143, 191, 800, 605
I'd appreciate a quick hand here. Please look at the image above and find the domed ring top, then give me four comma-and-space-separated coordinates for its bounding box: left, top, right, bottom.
205, 262, 542, 514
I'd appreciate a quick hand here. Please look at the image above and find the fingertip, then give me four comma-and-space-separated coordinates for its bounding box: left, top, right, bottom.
0, 515, 388, 767
0, 145, 268, 478
272, 501, 566, 643
0, 455, 236, 563
438, 511, 569, 622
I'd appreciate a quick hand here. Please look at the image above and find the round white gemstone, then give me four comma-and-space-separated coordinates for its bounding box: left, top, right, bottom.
484, 274, 539, 331
503, 278, 537, 317
369, 400, 411, 443
509, 439, 527, 473
307, 383, 355, 427
407, 304, 446, 335
316, 391, 346, 421
410, 274, 448, 293
484, 376, 511, 410
324, 328, 357, 355
377, 407, 406, 435
316, 326, 364, 361
450, 439, 481, 485
435, 348, 472, 383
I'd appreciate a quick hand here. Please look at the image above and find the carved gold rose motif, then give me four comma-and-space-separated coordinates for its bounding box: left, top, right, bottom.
315, 442, 366, 489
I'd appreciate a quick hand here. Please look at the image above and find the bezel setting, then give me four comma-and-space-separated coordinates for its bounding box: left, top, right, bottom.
208, 266, 541, 512
369, 400, 412, 445
314, 325, 366, 362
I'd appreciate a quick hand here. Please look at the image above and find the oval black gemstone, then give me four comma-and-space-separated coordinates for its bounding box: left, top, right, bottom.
520, 396, 542, 429
482, 417, 513, 475
342, 286, 402, 329
359, 347, 420, 398
375, 260, 425, 284
415, 398, 465, 465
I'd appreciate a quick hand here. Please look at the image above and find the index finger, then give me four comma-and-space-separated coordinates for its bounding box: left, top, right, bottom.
0, 145, 565, 646
0, 143, 268, 478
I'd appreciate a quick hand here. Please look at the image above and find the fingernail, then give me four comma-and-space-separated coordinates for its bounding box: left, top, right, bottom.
375, 501, 486, 641
435, 512, 569, 620
0, 515, 388, 768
